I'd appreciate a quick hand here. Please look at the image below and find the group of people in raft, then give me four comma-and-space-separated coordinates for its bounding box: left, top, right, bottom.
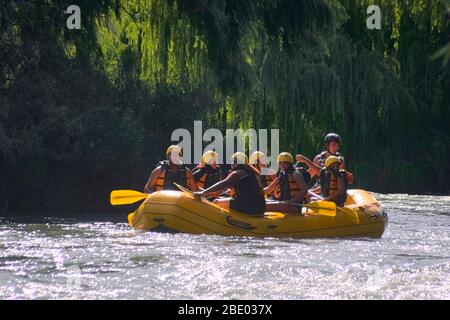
144, 133, 354, 215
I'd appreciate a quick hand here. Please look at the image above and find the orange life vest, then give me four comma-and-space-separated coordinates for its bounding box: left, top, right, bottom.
193, 166, 221, 189
154, 161, 188, 191
320, 168, 348, 207
252, 165, 276, 198
273, 167, 308, 201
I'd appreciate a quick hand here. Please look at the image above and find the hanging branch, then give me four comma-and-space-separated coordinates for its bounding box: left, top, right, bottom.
116, 0, 139, 28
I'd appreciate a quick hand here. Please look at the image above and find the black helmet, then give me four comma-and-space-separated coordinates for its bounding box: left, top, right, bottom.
324, 133, 341, 145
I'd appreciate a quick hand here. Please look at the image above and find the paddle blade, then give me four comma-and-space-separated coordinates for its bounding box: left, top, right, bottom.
110, 190, 148, 205
303, 201, 337, 216
173, 182, 194, 195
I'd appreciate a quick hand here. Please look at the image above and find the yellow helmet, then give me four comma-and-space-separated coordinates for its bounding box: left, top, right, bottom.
249, 151, 266, 165
201, 150, 218, 164
231, 152, 248, 164
277, 152, 294, 163
325, 155, 340, 168
166, 145, 182, 159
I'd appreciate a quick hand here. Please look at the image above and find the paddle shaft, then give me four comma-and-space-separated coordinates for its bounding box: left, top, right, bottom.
308, 190, 324, 200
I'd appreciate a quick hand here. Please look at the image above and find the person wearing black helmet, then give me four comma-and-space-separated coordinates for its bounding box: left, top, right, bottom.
295, 133, 346, 180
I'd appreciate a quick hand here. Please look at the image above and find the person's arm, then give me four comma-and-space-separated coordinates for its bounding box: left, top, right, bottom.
264, 176, 279, 194
296, 154, 313, 166
191, 171, 204, 191
339, 156, 346, 170
289, 173, 307, 204
186, 168, 199, 191
195, 171, 240, 197
297, 154, 322, 177
192, 167, 203, 182
144, 167, 162, 193
308, 155, 323, 177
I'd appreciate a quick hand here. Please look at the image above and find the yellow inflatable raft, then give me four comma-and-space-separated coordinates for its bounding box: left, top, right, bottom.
127, 189, 388, 239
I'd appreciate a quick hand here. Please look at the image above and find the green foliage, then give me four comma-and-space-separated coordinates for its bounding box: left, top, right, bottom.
0, 0, 449, 212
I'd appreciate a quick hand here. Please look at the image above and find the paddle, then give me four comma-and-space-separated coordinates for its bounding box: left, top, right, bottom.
308, 190, 325, 200
309, 191, 359, 223
111, 183, 196, 206
110, 190, 148, 206
173, 182, 193, 194
271, 191, 335, 215
174, 182, 215, 204
178, 182, 336, 216
175, 182, 335, 216
110, 187, 335, 217
301, 201, 336, 216
174, 182, 226, 198
265, 200, 335, 216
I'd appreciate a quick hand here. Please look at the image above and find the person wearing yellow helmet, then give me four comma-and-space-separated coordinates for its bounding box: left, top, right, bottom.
194, 152, 266, 215
249, 151, 276, 191
144, 145, 198, 193
310, 155, 348, 207
264, 152, 310, 213
192, 150, 223, 191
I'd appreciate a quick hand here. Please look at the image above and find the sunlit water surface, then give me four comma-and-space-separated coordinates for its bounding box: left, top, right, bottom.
0, 193, 449, 299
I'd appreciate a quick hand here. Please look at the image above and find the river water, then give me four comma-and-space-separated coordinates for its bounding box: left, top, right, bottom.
0, 193, 449, 300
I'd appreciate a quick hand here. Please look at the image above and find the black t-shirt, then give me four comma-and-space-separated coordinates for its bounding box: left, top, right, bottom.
229, 167, 266, 215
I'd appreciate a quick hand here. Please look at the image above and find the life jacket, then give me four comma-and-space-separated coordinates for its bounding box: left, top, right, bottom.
308, 151, 349, 188
193, 165, 221, 189
229, 165, 265, 200
320, 168, 348, 207
346, 172, 354, 185
273, 166, 310, 201
252, 165, 275, 188
318, 151, 354, 184
154, 160, 188, 191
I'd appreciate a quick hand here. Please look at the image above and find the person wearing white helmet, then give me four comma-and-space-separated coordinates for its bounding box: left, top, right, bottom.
194, 152, 266, 215
249, 151, 276, 197
144, 145, 198, 193
192, 150, 223, 189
